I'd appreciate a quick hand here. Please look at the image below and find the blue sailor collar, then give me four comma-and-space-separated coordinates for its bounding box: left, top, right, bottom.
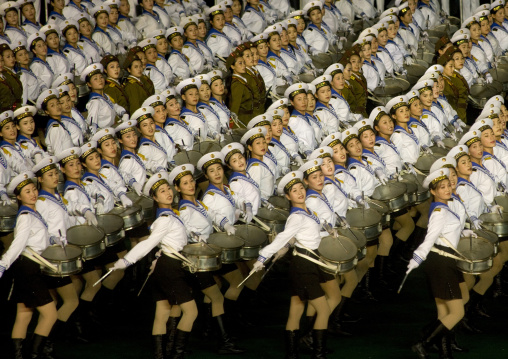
203, 183, 235, 206
229, 171, 260, 188
289, 206, 321, 224
38, 189, 68, 213
17, 205, 48, 227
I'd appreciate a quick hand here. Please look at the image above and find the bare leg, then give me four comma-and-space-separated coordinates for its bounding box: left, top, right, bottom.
201, 285, 225, 317
12, 303, 34, 339
55, 283, 79, 322
153, 300, 171, 335
320, 279, 341, 311
222, 269, 244, 301
286, 296, 305, 330
177, 300, 198, 332
356, 245, 377, 281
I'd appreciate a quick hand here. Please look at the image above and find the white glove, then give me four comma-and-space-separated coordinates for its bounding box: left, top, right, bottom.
295, 156, 304, 166
262, 200, 275, 210
84, 210, 98, 226
274, 245, 289, 261
457, 119, 467, 129
355, 196, 370, 209
1, 193, 11, 206
421, 31, 428, 38
404, 162, 417, 175
96, 201, 105, 215
485, 73, 493, 84
224, 223, 236, 236
362, 14, 369, 21
406, 258, 419, 274
490, 205, 504, 214
252, 260, 264, 272
421, 144, 433, 155
34, 153, 43, 164
51, 236, 67, 246
471, 217, 483, 230
132, 182, 143, 196
404, 56, 415, 66
339, 216, 350, 229
461, 230, 478, 238
112, 258, 131, 271
0, 265, 5, 279
375, 168, 388, 185
453, 121, 463, 132
122, 113, 129, 123
243, 205, 253, 223
436, 139, 446, 149
120, 194, 133, 208
281, 167, 290, 175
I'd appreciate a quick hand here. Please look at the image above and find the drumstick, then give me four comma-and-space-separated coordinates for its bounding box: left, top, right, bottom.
398, 272, 410, 294
93, 269, 113, 287
261, 259, 276, 280
26, 247, 58, 272
58, 230, 67, 257
138, 270, 153, 297
251, 216, 271, 232
335, 212, 360, 242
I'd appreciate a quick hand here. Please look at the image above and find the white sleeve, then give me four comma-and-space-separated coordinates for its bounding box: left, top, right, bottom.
123, 216, 168, 264
413, 208, 446, 263
64, 188, 93, 216
0, 215, 32, 269
258, 214, 303, 260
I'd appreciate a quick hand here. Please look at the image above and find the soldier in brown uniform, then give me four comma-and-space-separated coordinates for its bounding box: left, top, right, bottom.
345, 45, 368, 117
101, 54, 130, 112
239, 42, 266, 115
0, 44, 22, 109
439, 46, 469, 122
338, 50, 359, 117
0, 55, 16, 112
123, 54, 154, 115
227, 50, 254, 128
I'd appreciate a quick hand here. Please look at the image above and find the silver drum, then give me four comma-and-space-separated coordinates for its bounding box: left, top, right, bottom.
41, 245, 83, 277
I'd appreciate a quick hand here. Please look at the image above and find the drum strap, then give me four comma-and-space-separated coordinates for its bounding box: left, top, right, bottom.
292, 245, 341, 275
21, 248, 59, 272
161, 245, 198, 273
430, 236, 473, 263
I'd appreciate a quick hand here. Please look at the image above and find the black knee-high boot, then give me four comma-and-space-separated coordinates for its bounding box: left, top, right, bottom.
12, 338, 25, 359
42, 319, 66, 359
215, 314, 246, 354
327, 299, 352, 336
439, 331, 454, 359
200, 303, 213, 338
30, 334, 47, 359
411, 320, 449, 359
299, 316, 315, 353
152, 335, 165, 359
284, 330, 299, 359
311, 330, 327, 359
170, 329, 190, 359
165, 317, 179, 358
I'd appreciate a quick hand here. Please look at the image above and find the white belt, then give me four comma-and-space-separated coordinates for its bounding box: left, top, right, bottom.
161, 245, 198, 273
430, 236, 473, 263
292, 244, 341, 274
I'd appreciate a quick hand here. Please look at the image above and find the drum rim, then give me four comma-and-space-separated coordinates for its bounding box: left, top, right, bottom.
42, 244, 83, 261
67, 224, 106, 247
183, 242, 223, 257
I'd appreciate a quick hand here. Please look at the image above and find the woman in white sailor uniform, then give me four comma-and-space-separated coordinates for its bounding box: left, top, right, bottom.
222, 0, 242, 47
356, 36, 383, 92
241, 0, 268, 35
284, 84, 317, 157
477, 10, 500, 62
405, 90, 433, 153
163, 90, 194, 151
286, 18, 315, 75
78, 16, 104, 64
265, 24, 292, 86
0, 111, 33, 176
82, 63, 127, 135
143, 94, 176, 163
268, 99, 303, 166
269, 109, 293, 175
36, 89, 74, 156
311, 76, 341, 137
63, 0, 91, 24
62, 19, 90, 77
134, 107, 171, 174
1, 2, 27, 45
323, 63, 356, 125
246, 115, 280, 180
140, 38, 168, 93
0, 172, 61, 359
135, 0, 163, 38
196, 74, 222, 140
490, 1, 508, 52
281, 20, 305, 77
40, 24, 71, 77
302, 2, 332, 56
407, 168, 471, 359
28, 32, 54, 89
209, 70, 232, 134
116, 120, 146, 197
180, 16, 211, 74
241, 127, 275, 201
48, 0, 66, 30
168, 163, 246, 355
388, 96, 421, 168
206, 4, 233, 61
249, 170, 337, 359
251, 34, 277, 92
177, 78, 208, 141
109, 172, 198, 359
14, 106, 45, 166
91, 5, 119, 56
20, 0, 40, 37
167, 26, 192, 81
195, 14, 218, 69
13, 41, 47, 105
397, 2, 419, 54
55, 85, 83, 148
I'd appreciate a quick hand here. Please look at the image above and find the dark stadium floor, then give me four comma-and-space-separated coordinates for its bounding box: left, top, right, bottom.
1, 258, 507, 359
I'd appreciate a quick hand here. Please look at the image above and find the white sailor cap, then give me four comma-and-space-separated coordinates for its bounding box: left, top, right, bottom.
250, 33, 268, 45
386, 96, 409, 113
462, 15, 480, 29
485, 95, 505, 108
56, 85, 70, 98
379, 15, 397, 24
57, 147, 82, 165
267, 98, 289, 111
168, 164, 194, 185
394, 0, 405, 6
207, 3, 226, 17
36, 89, 58, 110
240, 127, 267, 145
359, 27, 379, 40
278, 170, 304, 195
398, 2, 411, 14
138, 38, 157, 52
429, 156, 457, 174
175, 77, 201, 95
406, 90, 420, 104
142, 94, 167, 109
196, 73, 210, 85
103, 0, 120, 8
289, 10, 305, 19
26, 32, 45, 50
310, 75, 332, 90
373, 21, 389, 33
412, 80, 434, 94
147, 29, 166, 40
221, 142, 244, 163
475, 4, 490, 14
91, 4, 110, 17
475, 10, 490, 21
324, 63, 344, 77
423, 168, 450, 189
17, 0, 34, 9
470, 118, 493, 133
285, 18, 298, 28
284, 83, 308, 100
419, 71, 440, 82
479, 104, 501, 119
0, 1, 18, 17
270, 109, 285, 120
341, 127, 359, 146
166, 26, 183, 40
491, 0, 504, 12
7, 171, 35, 195
208, 70, 223, 83
303, 1, 323, 16
353, 119, 374, 135
193, 13, 206, 23
52, 73, 74, 88
115, 119, 136, 136
143, 171, 170, 197
353, 36, 370, 47
458, 130, 481, 147
219, 0, 233, 8
32, 156, 58, 176
80, 63, 103, 83
10, 39, 27, 53
131, 106, 155, 125
307, 83, 316, 95
425, 64, 444, 75
40, 23, 60, 37
450, 29, 470, 45
0, 110, 14, 129
247, 114, 273, 129
197, 152, 224, 172
13, 106, 36, 121
61, 19, 79, 34
91, 127, 115, 145
308, 146, 333, 160
369, 106, 389, 123
80, 141, 98, 160
320, 132, 342, 148
447, 145, 469, 161
299, 158, 323, 177
264, 23, 283, 37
